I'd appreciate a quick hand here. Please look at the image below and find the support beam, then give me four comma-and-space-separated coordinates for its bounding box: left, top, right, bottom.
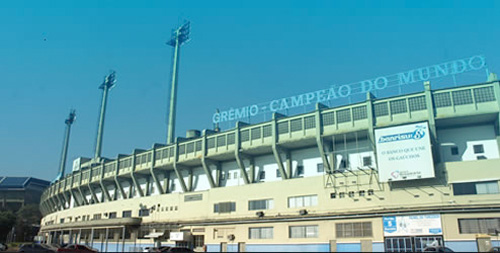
130, 154, 144, 197
173, 140, 189, 192
87, 184, 99, 204
60, 191, 70, 209
271, 113, 289, 179
188, 168, 193, 192
164, 171, 171, 194
315, 103, 334, 174
54, 194, 63, 211
424, 81, 441, 163
114, 159, 127, 200
490, 78, 500, 153
68, 189, 80, 207
77, 186, 88, 205
234, 122, 251, 184
99, 164, 112, 202
150, 146, 164, 195
249, 157, 255, 183
365, 92, 376, 153
201, 130, 217, 188
200, 157, 217, 188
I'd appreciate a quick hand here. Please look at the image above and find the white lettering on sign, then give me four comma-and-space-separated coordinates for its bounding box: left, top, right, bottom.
213, 55, 486, 124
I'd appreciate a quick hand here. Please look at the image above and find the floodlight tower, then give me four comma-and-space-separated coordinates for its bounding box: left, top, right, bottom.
166, 21, 190, 144
94, 71, 116, 161
54, 110, 76, 182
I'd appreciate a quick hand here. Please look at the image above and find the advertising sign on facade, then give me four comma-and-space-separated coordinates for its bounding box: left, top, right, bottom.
170, 232, 191, 241
375, 122, 435, 182
383, 214, 442, 236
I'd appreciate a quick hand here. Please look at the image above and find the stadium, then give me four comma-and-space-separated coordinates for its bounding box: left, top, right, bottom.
38, 71, 500, 251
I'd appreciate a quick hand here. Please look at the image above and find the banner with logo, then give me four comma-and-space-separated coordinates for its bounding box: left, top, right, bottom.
383, 214, 443, 236
375, 122, 434, 182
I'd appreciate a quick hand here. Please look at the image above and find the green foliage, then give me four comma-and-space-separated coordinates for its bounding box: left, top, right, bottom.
15, 204, 42, 242
0, 210, 16, 242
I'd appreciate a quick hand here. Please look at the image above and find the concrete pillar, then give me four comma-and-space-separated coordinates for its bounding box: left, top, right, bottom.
424, 81, 441, 163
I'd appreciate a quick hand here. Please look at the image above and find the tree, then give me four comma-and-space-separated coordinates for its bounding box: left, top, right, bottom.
0, 211, 16, 242
15, 204, 42, 242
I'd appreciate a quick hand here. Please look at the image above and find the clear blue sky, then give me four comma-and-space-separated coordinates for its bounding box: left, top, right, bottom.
1, 0, 499, 181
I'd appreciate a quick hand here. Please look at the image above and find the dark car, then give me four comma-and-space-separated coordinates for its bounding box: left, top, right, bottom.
18, 243, 56, 252
489, 247, 500, 252
165, 247, 194, 252
423, 246, 454, 252
56, 244, 97, 253
145, 246, 172, 252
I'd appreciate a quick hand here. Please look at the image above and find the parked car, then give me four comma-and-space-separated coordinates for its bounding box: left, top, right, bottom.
18, 243, 56, 252
0, 243, 8, 251
164, 247, 194, 252
43, 244, 60, 252
423, 246, 454, 252
145, 246, 172, 252
56, 244, 97, 253
489, 247, 500, 252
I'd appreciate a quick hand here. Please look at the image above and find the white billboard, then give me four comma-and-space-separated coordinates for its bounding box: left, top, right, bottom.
375, 122, 435, 182
383, 214, 442, 236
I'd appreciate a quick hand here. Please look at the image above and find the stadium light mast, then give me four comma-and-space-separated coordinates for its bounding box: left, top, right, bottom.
166, 21, 190, 144
94, 71, 116, 161
54, 110, 76, 182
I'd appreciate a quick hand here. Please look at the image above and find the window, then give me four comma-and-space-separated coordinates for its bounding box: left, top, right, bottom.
367, 190, 374, 196
258, 171, 265, 180
362, 156, 372, 167
214, 202, 236, 213
288, 195, 318, 208
289, 225, 318, 238
330, 192, 336, 199
297, 165, 304, 176
317, 163, 324, 173
227, 172, 231, 179
339, 192, 345, 198
249, 227, 273, 239
451, 146, 459, 155
336, 222, 372, 238
453, 181, 499, 195
60, 218, 64, 224
473, 144, 484, 154
348, 191, 355, 197
276, 169, 281, 178
92, 214, 102, 220
458, 218, 500, 234
108, 212, 117, 219
184, 194, 203, 202
139, 209, 150, 217
249, 199, 274, 210
359, 190, 365, 197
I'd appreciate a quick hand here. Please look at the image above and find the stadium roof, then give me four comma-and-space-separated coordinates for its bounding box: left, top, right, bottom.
0, 176, 50, 189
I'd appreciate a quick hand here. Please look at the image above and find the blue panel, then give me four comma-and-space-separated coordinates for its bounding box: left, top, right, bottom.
444, 240, 477, 252
0, 177, 29, 188
246, 244, 329, 252
227, 244, 238, 252
337, 243, 361, 252
207, 244, 221, 252
373, 242, 385, 252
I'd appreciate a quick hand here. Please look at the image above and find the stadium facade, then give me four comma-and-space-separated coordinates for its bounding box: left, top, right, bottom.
38, 79, 500, 252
